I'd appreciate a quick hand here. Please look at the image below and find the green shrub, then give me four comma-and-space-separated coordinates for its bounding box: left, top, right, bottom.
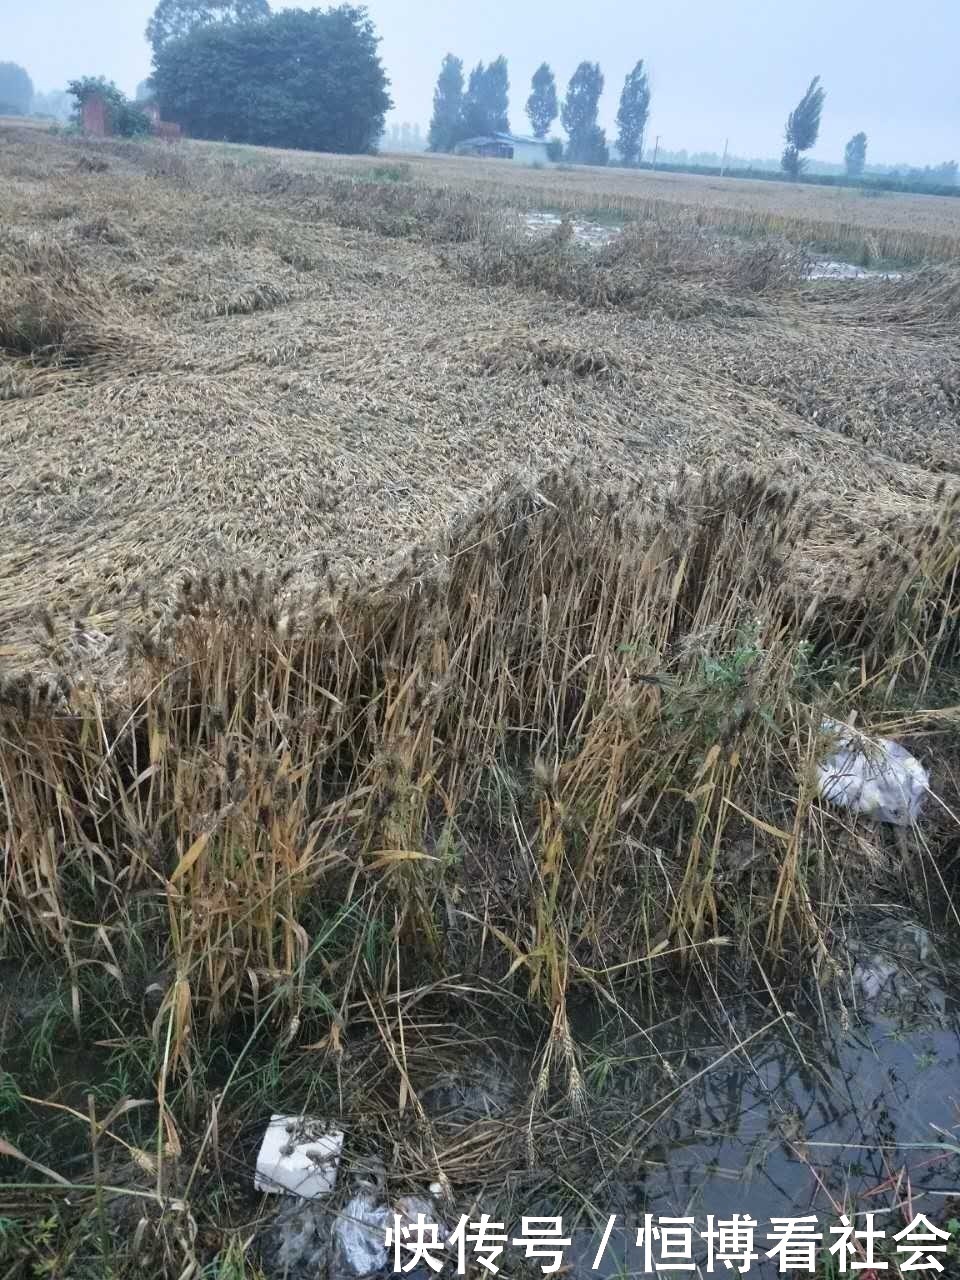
67, 76, 152, 139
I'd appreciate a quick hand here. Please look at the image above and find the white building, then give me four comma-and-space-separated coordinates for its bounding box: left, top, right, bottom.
454, 132, 552, 166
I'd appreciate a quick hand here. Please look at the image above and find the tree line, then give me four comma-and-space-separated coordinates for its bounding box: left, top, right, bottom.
425, 56, 952, 190
428, 55, 651, 167
2, 6, 956, 188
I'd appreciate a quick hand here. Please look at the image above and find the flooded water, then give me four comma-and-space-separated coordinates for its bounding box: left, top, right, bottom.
521, 210, 907, 285
4, 909, 958, 1277
807, 258, 904, 281
560, 911, 960, 1276
522, 209, 621, 248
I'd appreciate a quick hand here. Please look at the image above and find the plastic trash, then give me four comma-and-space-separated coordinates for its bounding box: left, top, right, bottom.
853, 955, 900, 1001
331, 1191, 391, 1277
331, 1190, 445, 1278
255, 1115, 344, 1199
816, 717, 929, 826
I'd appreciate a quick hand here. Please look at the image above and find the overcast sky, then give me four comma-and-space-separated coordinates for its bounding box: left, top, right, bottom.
7, 0, 958, 165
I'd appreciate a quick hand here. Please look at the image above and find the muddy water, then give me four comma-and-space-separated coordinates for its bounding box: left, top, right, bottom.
560, 912, 960, 1277
522, 209, 621, 248
3, 912, 958, 1277
806, 258, 903, 281
521, 209, 907, 284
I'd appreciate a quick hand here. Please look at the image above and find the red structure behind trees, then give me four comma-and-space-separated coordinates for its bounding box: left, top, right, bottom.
79, 88, 182, 141
81, 93, 110, 136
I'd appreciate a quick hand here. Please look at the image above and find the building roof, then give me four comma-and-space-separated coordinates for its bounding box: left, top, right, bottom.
457, 133, 549, 148
492, 132, 548, 146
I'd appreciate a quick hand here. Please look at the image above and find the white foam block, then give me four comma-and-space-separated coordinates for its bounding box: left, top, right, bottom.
255, 1114, 344, 1199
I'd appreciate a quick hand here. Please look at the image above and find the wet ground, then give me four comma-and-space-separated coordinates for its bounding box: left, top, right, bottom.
560, 911, 960, 1276
3, 909, 958, 1277
807, 258, 904, 281
522, 208, 622, 248
521, 209, 907, 283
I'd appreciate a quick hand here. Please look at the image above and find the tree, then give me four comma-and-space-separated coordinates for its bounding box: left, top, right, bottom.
526, 62, 557, 138
152, 5, 391, 152
135, 79, 154, 102
781, 75, 825, 179
615, 60, 650, 166
545, 136, 564, 162
460, 62, 488, 138
67, 76, 152, 136
31, 88, 71, 121
459, 57, 509, 139
582, 124, 609, 165
0, 62, 33, 116
146, 0, 269, 55
427, 53, 463, 152
483, 56, 509, 134
561, 62, 605, 165
844, 131, 867, 179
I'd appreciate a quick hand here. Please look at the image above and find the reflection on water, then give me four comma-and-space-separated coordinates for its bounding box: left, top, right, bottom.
3, 913, 958, 1276
566, 913, 960, 1276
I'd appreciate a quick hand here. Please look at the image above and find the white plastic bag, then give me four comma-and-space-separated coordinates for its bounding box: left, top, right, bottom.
817, 718, 929, 826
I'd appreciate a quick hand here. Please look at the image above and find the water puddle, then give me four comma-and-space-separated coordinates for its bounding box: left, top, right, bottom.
807, 258, 904, 281
561, 912, 960, 1276
412, 910, 960, 1275
4, 911, 958, 1276
523, 209, 621, 248
521, 211, 906, 284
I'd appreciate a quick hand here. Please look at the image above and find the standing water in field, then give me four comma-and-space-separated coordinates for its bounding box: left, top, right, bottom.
544, 910, 960, 1278
522, 209, 907, 282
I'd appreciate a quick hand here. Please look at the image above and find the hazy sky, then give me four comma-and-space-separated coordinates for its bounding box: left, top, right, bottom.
6, 0, 958, 164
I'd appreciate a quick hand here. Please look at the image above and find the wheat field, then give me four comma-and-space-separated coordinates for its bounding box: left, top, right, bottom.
1, 124, 960, 1276
209, 139, 960, 262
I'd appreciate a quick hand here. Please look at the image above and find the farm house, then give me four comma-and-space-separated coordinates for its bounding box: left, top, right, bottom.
454, 131, 552, 165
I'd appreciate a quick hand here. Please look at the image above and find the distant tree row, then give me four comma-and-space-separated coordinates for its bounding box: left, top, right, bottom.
382, 121, 424, 152
0, 61, 34, 115
3, 9, 955, 185
428, 55, 651, 167
0, 63, 71, 121
779, 80, 945, 188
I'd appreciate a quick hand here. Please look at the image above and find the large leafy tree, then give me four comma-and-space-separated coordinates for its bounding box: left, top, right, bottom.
525, 62, 557, 139
0, 62, 33, 115
844, 131, 867, 178
427, 53, 463, 152
781, 75, 825, 179
146, 0, 269, 55
561, 62, 606, 165
152, 5, 392, 153
615, 60, 650, 166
